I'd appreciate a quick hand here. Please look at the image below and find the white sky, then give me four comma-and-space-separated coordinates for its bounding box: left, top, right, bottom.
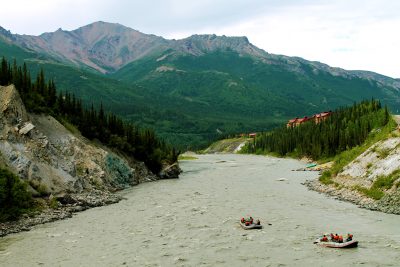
1, 0, 399, 78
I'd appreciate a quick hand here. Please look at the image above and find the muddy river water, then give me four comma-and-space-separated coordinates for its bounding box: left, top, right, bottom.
0, 154, 399, 266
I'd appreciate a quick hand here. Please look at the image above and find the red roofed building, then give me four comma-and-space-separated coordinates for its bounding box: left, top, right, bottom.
286, 118, 299, 128
295, 116, 311, 126
287, 111, 332, 128
287, 116, 311, 128
313, 111, 332, 124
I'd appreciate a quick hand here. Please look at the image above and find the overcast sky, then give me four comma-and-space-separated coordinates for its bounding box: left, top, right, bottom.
1, 0, 399, 78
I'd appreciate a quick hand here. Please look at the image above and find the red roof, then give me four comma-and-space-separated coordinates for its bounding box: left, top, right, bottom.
297, 116, 310, 123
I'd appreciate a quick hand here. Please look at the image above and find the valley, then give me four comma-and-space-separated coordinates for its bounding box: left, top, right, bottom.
1, 1, 400, 266
1, 22, 400, 149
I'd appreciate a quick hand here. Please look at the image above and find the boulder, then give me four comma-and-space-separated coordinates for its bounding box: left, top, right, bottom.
159, 162, 181, 179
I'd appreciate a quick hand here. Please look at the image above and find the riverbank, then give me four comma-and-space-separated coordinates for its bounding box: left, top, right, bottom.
305, 179, 400, 215
0, 190, 122, 237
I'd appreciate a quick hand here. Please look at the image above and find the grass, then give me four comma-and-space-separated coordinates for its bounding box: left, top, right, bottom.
206, 137, 249, 153
319, 118, 397, 184
352, 169, 400, 200
49, 197, 60, 209
353, 185, 385, 200
376, 147, 391, 159
319, 170, 334, 185
178, 155, 198, 160
374, 170, 400, 190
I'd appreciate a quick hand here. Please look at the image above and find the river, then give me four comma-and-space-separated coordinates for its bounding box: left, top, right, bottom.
0, 154, 399, 266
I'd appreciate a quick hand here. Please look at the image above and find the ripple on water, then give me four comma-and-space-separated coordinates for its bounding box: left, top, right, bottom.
1, 154, 400, 266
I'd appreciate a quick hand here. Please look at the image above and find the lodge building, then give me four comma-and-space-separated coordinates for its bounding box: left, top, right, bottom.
287, 111, 332, 128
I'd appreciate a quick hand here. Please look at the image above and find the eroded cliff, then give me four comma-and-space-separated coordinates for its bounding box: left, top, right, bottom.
0, 84, 172, 236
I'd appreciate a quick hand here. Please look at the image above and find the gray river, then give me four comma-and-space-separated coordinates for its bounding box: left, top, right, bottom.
0, 154, 399, 266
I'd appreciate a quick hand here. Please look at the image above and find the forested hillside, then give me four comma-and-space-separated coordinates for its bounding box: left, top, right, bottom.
1, 22, 400, 149
0, 57, 178, 173
243, 100, 390, 159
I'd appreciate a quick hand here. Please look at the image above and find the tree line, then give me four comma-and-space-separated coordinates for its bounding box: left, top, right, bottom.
243, 99, 390, 159
0, 57, 179, 174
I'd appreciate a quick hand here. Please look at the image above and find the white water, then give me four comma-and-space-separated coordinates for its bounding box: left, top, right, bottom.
0, 154, 399, 266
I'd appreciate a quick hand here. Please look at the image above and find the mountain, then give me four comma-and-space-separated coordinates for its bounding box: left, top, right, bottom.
1, 22, 400, 148
2, 22, 169, 73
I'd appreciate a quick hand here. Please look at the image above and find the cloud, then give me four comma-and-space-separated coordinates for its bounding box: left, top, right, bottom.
0, 0, 399, 77
183, 0, 400, 77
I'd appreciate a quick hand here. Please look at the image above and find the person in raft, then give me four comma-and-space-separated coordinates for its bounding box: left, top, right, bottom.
241, 217, 260, 226
328, 233, 352, 243
346, 233, 353, 242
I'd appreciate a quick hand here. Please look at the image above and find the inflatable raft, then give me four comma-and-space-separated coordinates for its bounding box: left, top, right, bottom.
314, 239, 358, 248
239, 221, 263, 230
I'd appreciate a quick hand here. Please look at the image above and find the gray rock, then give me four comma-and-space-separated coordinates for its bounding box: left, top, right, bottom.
159, 163, 181, 179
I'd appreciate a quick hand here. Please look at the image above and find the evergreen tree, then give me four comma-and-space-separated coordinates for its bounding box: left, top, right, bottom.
244, 100, 390, 159
0, 57, 179, 174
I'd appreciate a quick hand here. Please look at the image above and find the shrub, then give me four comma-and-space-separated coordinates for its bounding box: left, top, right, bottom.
319, 170, 333, 185
0, 168, 34, 221
377, 148, 391, 159
49, 197, 59, 209
353, 185, 384, 200
373, 170, 400, 190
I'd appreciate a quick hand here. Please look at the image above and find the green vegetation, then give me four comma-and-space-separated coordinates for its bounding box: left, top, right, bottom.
318, 171, 334, 185
374, 170, 400, 190
353, 185, 384, 200
319, 118, 396, 185
203, 137, 249, 154
0, 168, 34, 222
111, 51, 400, 149
240, 99, 395, 187
2, 37, 400, 150
353, 170, 399, 200
376, 147, 391, 159
178, 155, 198, 160
0, 57, 179, 174
244, 100, 390, 160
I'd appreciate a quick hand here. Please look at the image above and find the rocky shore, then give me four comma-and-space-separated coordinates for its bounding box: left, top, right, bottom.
0, 163, 182, 238
304, 179, 400, 215
0, 190, 122, 237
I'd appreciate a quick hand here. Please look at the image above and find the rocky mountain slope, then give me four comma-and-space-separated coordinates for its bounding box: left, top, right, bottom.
2, 22, 399, 87
0, 85, 159, 196
1, 22, 400, 149
2, 22, 169, 73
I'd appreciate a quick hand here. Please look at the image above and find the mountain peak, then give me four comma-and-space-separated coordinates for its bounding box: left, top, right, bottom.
2, 22, 265, 72
0, 26, 14, 41
177, 33, 263, 57
8, 21, 169, 73
75, 21, 137, 35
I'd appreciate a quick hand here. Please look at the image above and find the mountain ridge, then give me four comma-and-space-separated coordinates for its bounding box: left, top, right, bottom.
1, 21, 400, 148
1, 21, 398, 83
